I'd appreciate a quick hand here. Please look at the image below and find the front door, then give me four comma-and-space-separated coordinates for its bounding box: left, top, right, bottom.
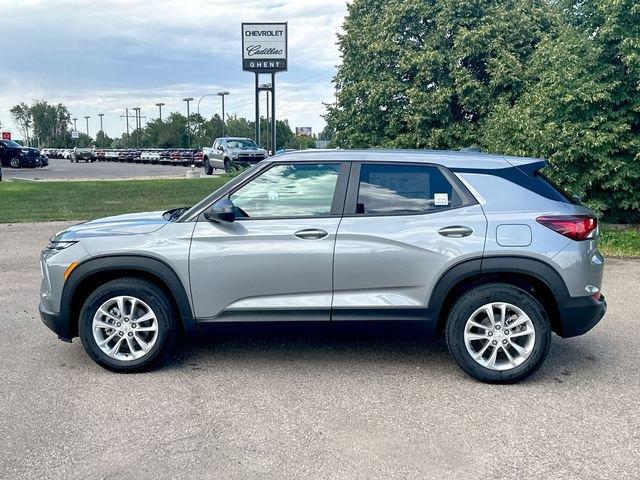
189, 161, 348, 323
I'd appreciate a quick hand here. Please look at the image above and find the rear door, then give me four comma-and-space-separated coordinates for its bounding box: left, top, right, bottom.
332, 162, 486, 320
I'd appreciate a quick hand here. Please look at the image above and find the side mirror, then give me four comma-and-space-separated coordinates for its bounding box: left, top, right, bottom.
204, 198, 236, 223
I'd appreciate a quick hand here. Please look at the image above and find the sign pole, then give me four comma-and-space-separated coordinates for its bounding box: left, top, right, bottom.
271, 73, 276, 155
255, 73, 260, 145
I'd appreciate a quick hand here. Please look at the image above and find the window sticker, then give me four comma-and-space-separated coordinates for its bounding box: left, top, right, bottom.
434, 193, 449, 206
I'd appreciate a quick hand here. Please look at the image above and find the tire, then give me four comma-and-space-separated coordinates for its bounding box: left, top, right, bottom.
10, 158, 20, 168
78, 278, 177, 372
445, 283, 551, 384
224, 158, 235, 173
204, 158, 214, 175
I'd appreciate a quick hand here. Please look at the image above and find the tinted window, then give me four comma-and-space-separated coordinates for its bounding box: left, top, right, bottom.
230, 163, 341, 218
357, 164, 460, 215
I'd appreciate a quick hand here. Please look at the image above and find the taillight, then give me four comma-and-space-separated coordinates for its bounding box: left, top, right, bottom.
536, 215, 597, 241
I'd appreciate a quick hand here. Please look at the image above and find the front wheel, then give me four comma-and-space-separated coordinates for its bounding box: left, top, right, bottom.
78, 278, 177, 372
10, 158, 20, 168
445, 283, 551, 384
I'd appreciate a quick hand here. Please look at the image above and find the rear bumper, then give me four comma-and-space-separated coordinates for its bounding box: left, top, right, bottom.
557, 294, 607, 338
39, 302, 73, 342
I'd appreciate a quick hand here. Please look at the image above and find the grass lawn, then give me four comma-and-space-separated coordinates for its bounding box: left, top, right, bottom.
0, 176, 234, 223
600, 227, 640, 258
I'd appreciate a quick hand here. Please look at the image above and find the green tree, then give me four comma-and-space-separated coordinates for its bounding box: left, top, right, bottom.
10, 103, 32, 146
325, 0, 557, 149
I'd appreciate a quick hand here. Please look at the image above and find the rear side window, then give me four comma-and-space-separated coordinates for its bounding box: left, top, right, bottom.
535, 171, 578, 204
356, 164, 462, 215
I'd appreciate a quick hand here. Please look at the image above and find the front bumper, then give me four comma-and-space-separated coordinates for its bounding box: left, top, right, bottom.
39, 301, 73, 342
557, 293, 607, 338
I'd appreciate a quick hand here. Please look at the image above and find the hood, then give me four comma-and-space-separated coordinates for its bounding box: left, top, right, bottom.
52, 211, 169, 240
21, 147, 40, 156
229, 147, 267, 155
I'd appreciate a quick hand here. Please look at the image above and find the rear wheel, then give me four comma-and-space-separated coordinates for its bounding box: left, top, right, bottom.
445, 283, 551, 383
204, 158, 214, 175
78, 278, 177, 372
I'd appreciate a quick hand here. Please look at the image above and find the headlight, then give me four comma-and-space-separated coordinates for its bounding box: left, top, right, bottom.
46, 240, 77, 251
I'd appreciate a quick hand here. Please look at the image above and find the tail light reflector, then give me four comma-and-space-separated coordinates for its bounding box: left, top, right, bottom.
536, 215, 597, 241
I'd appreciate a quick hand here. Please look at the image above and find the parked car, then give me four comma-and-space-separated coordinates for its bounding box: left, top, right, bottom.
203, 137, 267, 174
0, 140, 44, 168
39, 150, 606, 382
71, 147, 95, 162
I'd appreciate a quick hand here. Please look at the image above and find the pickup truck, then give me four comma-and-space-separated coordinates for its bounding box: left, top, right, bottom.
202, 137, 267, 175
71, 147, 95, 162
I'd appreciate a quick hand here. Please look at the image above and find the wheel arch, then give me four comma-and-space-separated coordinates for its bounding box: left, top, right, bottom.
430, 256, 568, 336
61, 255, 197, 339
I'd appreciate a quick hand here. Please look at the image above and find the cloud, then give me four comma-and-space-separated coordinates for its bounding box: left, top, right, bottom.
0, 0, 347, 138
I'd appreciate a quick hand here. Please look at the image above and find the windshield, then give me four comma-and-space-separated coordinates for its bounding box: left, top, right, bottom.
2, 140, 22, 148
226, 139, 258, 150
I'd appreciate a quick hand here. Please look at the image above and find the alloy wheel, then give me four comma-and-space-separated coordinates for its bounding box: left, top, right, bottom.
92, 295, 159, 361
463, 302, 536, 371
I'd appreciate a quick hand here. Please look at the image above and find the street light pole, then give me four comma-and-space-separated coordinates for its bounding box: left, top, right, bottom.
72, 118, 78, 131
217, 91, 229, 136
183, 97, 193, 147
98, 113, 104, 147
155, 102, 165, 121
84, 116, 91, 138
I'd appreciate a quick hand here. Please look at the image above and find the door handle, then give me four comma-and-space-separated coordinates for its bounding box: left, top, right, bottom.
438, 226, 473, 238
294, 228, 329, 240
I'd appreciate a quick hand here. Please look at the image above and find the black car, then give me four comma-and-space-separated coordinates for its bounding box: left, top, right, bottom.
0, 139, 44, 168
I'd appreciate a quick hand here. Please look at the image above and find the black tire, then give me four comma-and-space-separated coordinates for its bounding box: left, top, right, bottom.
10, 158, 20, 168
445, 283, 551, 384
204, 158, 214, 175
224, 158, 235, 173
78, 278, 177, 372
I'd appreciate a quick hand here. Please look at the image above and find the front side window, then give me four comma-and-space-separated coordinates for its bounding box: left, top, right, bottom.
356, 164, 460, 215
230, 163, 341, 218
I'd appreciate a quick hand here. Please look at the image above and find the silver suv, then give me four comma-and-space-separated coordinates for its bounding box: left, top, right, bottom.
39, 150, 606, 383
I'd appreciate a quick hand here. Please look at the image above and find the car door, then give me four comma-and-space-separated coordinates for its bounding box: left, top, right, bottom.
189, 161, 349, 323
332, 161, 487, 321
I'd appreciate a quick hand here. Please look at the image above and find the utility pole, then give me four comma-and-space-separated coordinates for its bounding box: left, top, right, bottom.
260, 84, 271, 153
183, 97, 193, 147
72, 118, 78, 131
155, 102, 165, 121
98, 113, 104, 147
84, 116, 91, 138
133, 107, 141, 147
217, 91, 229, 136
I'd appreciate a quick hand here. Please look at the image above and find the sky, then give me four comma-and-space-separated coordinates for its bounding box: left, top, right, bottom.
0, 0, 347, 140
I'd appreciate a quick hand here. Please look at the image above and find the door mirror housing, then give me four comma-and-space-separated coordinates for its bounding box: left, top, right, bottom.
204, 198, 236, 223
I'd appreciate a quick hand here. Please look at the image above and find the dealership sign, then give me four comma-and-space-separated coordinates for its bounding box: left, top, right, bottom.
1, 131, 10, 140
242, 23, 288, 72
71, 130, 79, 139
296, 127, 312, 137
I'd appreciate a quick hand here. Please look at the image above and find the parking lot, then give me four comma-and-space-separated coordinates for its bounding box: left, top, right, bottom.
1, 221, 639, 480
3, 158, 214, 181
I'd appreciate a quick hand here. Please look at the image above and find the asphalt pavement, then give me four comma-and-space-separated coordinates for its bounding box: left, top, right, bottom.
3, 158, 219, 181
0, 222, 638, 479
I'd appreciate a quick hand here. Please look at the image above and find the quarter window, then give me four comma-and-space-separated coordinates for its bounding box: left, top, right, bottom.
356, 164, 460, 215
230, 163, 341, 218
